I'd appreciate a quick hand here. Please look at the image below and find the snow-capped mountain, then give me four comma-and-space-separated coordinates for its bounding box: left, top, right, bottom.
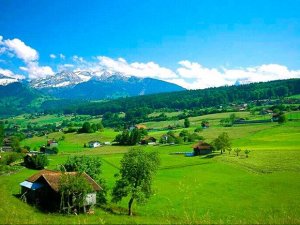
30, 71, 92, 88
28, 70, 185, 100
29, 70, 134, 88
0, 74, 20, 86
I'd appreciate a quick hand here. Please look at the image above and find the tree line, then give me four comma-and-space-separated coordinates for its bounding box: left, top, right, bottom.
41, 79, 300, 116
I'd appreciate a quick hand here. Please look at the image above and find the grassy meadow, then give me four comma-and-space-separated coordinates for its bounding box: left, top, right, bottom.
0, 111, 300, 224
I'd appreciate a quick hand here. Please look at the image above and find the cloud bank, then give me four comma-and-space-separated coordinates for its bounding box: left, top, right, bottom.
0, 35, 54, 79
1, 35, 300, 88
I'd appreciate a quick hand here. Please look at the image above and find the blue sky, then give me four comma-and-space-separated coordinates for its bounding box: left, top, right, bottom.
1, 0, 300, 88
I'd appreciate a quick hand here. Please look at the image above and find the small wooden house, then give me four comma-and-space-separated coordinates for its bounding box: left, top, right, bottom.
20, 170, 101, 212
141, 136, 157, 145
193, 141, 212, 155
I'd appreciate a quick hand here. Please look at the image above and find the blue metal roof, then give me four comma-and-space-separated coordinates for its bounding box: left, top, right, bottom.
20, 181, 44, 190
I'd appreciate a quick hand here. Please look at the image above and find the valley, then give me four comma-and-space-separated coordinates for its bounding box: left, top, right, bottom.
0, 108, 299, 224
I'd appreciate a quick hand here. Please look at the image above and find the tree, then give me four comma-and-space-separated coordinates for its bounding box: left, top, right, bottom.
0, 121, 4, 146
62, 156, 102, 180
78, 122, 93, 133
24, 154, 49, 169
234, 148, 242, 156
212, 132, 231, 154
278, 113, 287, 124
58, 173, 93, 214
112, 148, 160, 216
244, 149, 250, 158
114, 129, 143, 145
61, 155, 107, 204
184, 118, 190, 128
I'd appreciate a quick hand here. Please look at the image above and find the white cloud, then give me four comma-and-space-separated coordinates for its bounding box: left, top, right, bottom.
73, 55, 85, 63
4, 38, 38, 62
0, 36, 55, 79
59, 53, 65, 60
20, 62, 54, 79
0, 68, 25, 80
97, 56, 177, 79
175, 60, 300, 89
50, 54, 56, 59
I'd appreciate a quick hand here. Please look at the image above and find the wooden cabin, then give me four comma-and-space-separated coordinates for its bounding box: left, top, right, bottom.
193, 141, 212, 155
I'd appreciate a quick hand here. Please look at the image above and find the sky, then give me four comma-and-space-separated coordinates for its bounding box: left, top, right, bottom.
0, 0, 300, 89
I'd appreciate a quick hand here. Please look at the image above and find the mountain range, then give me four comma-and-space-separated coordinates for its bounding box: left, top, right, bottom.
0, 71, 185, 100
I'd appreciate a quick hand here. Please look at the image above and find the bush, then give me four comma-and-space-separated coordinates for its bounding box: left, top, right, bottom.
194, 127, 203, 132
1, 152, 23, 165
52, 147, 59, 154
24, 154, 49, 169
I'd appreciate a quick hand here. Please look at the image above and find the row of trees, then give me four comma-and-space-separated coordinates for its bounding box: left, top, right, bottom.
77, 121, 104, 133
114, 128, 148, 145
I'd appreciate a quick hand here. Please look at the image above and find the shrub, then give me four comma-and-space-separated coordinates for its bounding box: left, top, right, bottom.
194, 127, 203, 132
244, 149, 251, 158
24, 154, 49, 169
1, 152, 23, 165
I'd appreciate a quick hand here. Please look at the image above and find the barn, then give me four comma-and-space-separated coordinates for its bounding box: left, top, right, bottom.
193, 141, 212, 155
20, 170, 101, 212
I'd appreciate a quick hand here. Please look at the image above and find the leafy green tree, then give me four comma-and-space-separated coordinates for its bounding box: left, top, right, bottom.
62, 156, 102, 180
244, 149, 250, 158
59, 173, 93, 214
112, 148, 160, 216
24, 154, 49, 169
114, 129, 142, 145
62, 155, 107, 204
278, 113, 287, 124
179, 130, 189, 142
0, 121, 4, 146
194, 127, 203, 132
234, 148, 242, 156
184, 118, 190, 128
229, 113, 236, 123
78, 122, 93, 133
212, 132, 231, 154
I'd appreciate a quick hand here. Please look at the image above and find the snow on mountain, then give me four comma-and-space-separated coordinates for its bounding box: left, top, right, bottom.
30, 70, 133, 88
0, 74, 20, 86
30, 71, 93, 88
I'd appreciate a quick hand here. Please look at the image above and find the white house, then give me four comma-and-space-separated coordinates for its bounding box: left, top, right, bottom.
88, 141, 101, 148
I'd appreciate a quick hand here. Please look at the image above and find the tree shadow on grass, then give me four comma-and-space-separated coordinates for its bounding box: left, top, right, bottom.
98, 204, 137, 216
200, 153, 222, 159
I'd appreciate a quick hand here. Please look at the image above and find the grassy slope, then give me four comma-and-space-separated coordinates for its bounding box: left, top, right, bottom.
1, 111, 300, 224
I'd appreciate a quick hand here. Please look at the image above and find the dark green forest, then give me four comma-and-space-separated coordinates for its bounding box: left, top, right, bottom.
1, 79, 300, 118
43, 79, 300, 115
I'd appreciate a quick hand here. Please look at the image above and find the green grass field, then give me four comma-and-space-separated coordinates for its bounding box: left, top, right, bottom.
1, 111, 300, 224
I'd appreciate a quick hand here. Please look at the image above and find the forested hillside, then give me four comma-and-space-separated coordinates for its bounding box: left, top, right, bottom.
0, 82, 45, 116
42, 79, 300, 115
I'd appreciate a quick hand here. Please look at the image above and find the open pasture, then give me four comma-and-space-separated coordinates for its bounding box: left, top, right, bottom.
1, 112, 299, 224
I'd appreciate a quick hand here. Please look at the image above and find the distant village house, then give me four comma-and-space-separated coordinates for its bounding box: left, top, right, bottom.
88, 141, 101, 148
141, 136, 157, 145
